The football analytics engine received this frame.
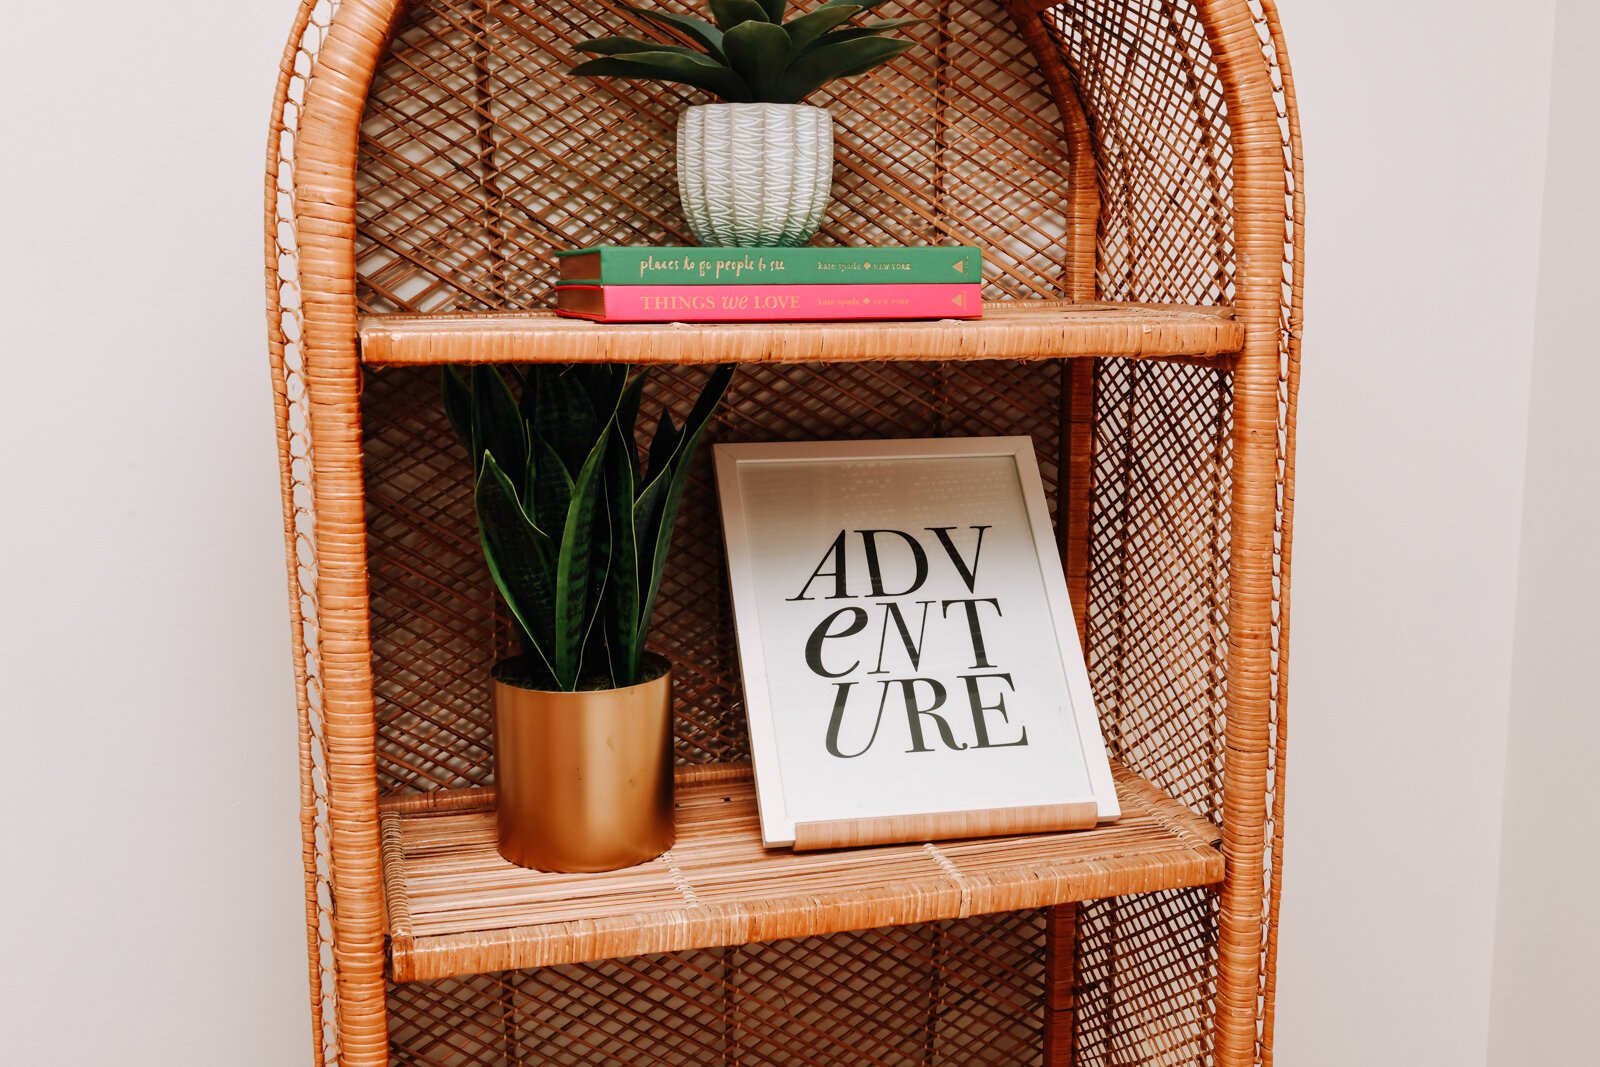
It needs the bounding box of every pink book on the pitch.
[554,283,983,323]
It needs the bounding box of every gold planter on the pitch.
[492,663,675,873]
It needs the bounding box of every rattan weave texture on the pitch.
[380,763,1222,981]
[356,303,1247,366]
[388,912,1049,1066]
[265,0,1304,1063]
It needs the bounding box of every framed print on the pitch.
[715,437,1120,849]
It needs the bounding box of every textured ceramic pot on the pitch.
[492,661,675,873]
[677,103,834,247]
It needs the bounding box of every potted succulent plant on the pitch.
[444,362,733,872]
[572,1,926,247]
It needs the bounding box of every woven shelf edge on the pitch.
[358,301,1245,367]
[382,762,1222,983]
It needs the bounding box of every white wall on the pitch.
[1268,2,1557,1064]
[1487,0,1600,1060]
[0,2,1583,1065]
[0,2,310,1065]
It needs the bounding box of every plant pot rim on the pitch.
[491,652,672,697]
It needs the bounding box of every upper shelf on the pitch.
[379,761,1222,983]
[359,301,1243,368]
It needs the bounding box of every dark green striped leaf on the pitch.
[577,36,711,64]
[552,433,608,688]
[708,0,770,31]
[795,18,929,59]
[635,365,733,649]
[525,430,571,537]
[783,5,860,52]
[722,21,792,102]
[471,366,527,483]
[779,35,914,101]
[476,453,558,680]
[621,4,726,59]
[570,52,750,101]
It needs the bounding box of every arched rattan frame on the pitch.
[265,1,1303,1062]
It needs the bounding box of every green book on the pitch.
[556,245,982,286]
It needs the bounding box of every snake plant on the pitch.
[571,1,927,104]
[444,363,733,692]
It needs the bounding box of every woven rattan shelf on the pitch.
[359,302,1244,367]
[381,761,1222,983]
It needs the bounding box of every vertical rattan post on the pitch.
[1043,904,1080,1064]
[1195,2,1289,1063]
[1014,10,1101,1061]
[289,1,407,1063]
[1259,3,1304,1059]
[265,2,335,1060]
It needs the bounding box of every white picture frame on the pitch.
[715,436,1120,849]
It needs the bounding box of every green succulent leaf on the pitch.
[570,52,750,102]
[576,36,710,63]
[620,4,726,59]
[779,35,914,101]
[532,367,600,474]
[796,19,929,59]
[526,430,573,536]
[644,410,681,489]
[581,448,615,684]
[837,16,930,36]
[575,365,629,449]
[782,5,861,52]
[722,21,792,102]
[632,409,678,594]
[470,366,527,480]
[615,371,646,483]
[635,365,734,649]
[552,430,609,688]
[515,364,540,422]
[476,453,558,680]
[834,37,917,76]
[708,0,770,31]
[602,419,643,682]
[756,0,786,21]
[632,470,669,574]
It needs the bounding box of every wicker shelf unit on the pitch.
[266,0,1303,1064]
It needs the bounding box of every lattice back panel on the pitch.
[355,0,1071,314]
[1072,353,1233,1066]
[1049,0,1237,306]
[389,912,1047,1065]
[1043,2,1238,1063]
[364,359,1064,794]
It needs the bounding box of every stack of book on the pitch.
[553,246,983,323]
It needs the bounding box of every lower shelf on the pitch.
[380,762,1222,983]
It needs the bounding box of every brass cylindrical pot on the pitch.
[492,662,675,873]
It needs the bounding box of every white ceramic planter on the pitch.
[677,103,833,248]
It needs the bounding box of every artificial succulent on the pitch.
[571,0,926,104]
